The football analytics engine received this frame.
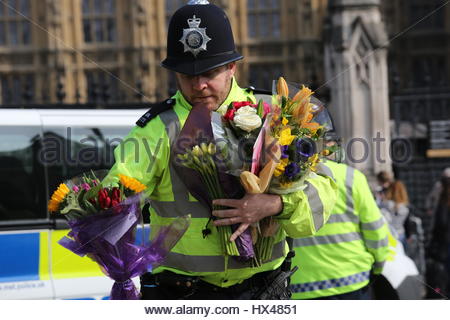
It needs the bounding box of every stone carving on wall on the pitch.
[324,0,391,175]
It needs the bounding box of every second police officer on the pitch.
[105,0,337,299]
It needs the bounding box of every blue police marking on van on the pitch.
[0,233,40,282]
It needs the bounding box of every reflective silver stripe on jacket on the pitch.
[316,163,335,181]
[163,252,225,272]
[228,240,286,269]
[156,110,210,218]
[290,270,370,293]
[325,165,359,224]
[327,213,359,224]
[345,166,355,216]
[365,236,389,249]
[361,217,385,231]
[163,240,286,272]
[304,181,324,232]
[293,232,363,247]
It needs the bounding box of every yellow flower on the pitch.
[274,158,289,177]
[321,149,331,156]
[280,181,293,189]
[309,154,320,171]
[119,174,147,193]
[48,183,70,212]
[282,117,289,126]
[279,127,295,146]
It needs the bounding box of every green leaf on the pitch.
[257,99,264,118]
[281,96,288,110]
[83,199,98,215]
[60,193,86,216]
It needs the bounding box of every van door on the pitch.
[0,123,54,299]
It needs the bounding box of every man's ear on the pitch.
[228,62,237,76]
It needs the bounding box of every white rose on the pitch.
[233,106,262,132]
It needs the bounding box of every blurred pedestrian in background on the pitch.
[376,171,410,249]
[425,168,450,229]
[426,169,450,298]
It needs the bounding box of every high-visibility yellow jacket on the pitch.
[290,161,389,299]
[105,78,337,288]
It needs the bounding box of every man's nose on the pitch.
[193,76,208,91]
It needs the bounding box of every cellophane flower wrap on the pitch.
[268,77,335,194]
[48,170,190,300]
[172,104,270,263]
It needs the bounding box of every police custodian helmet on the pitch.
[161,0,243,76]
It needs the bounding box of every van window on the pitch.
[0,126,47,223]
[41,126,130,200]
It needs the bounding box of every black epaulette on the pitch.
[136,98,176,128]
[245,86,272,95]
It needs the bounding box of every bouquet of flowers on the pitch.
[48,170,190,299]
[268,77,335,194]
[236,77,336,262]
[172,103,265,262]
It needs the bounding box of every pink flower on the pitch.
[263,102,271,117]
[72,185,80,193]
[81,183,91,191]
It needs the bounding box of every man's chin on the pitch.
[193,101,217,111]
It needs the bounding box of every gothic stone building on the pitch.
[0,0,329,105]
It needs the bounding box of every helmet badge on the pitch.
[179,15,211,58]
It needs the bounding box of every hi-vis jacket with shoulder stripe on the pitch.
[105,78,337,288]
[290,161,389,299]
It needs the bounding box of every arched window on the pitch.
[0,0,31,46]
[82,0,116,43]
[247,0,280,39]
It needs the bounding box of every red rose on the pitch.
[224,108,236,121]
[233,101,252,109]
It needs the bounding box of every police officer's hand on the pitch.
[212,193,282,241]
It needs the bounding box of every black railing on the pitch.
[390,89,450,213]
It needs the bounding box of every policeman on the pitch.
[290,155,390,299]
[105,0,337,299]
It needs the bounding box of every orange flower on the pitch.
[276,77,289,97]
[293,101,312,126]
[292,85,314,103]
[302,122,321,132]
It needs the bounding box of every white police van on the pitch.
[0,108,145,299]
